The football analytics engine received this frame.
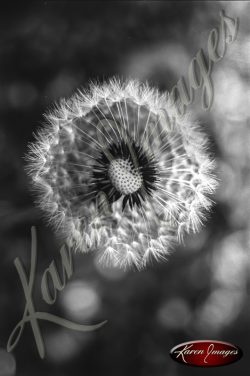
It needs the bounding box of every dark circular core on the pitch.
[91,139,159,211]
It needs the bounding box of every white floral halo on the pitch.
[26,78,217,269]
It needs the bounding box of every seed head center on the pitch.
[108,158,143,195]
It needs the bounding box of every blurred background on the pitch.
[0,1,250,375]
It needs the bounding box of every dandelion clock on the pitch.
[26,78,217,269]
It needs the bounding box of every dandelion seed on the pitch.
[26,78,217,269]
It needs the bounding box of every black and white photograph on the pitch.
[0,1,250,375]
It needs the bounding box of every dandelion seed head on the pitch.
[26,78,217,269]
